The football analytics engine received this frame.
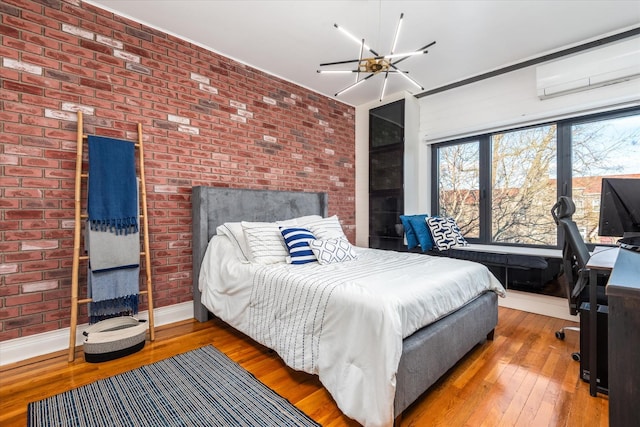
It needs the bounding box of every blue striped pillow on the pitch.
[279,227,317,264]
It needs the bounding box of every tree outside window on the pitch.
[491,125,557,245]
[437,141,480,238]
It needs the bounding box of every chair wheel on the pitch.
[555,331,565,340]
[572,352,581,362]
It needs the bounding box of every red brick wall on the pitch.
[0,0,355,341]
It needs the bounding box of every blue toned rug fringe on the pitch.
[27,345,320,427]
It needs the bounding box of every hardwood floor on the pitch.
[0,307,608,426]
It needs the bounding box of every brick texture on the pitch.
[0,0,355,342]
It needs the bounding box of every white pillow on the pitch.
[292,214,323,224]
[216,222,250,261]
[301,215,346,240]
[309,237,357,265]
[241,221,288,264]
[277,214,323,225]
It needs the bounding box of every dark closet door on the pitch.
[369,100,404,250]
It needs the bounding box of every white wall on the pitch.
[403,95,429,215]
[420,64,640,145]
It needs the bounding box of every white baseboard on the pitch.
[1,293,575,366]
[499,289,578,322]
[0,301,194,366]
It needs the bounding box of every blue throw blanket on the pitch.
[88,136,138,234]
[87,135,141,322]
[88,266,140,323]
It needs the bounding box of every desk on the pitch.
[584,246,619,396]
[588,246,619,269]
[606,248,640,426]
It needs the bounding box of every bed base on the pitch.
[394,292,497,417]
[191,186,499,422]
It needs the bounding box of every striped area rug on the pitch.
[28,345,320,427]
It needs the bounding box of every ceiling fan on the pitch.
[318,13,436,101]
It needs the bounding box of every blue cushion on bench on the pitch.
[399,215,420,250]
[407,214,433,252]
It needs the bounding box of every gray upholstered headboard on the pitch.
[191,186,329,321]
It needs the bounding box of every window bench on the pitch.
[420,244,562,292]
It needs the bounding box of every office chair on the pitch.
[550,196,592,362]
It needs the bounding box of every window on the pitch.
[491,125,557,245]
[437,141,480,238]
[432,107,640,247]
[571,113,640,244]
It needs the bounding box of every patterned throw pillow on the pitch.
[308,238,358,265]
[279,227,317,264]
[425,217,468,251]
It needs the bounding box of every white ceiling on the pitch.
[88,1,640,106]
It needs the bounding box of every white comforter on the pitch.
[199,236,505,427]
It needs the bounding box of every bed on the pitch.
[192,186,505,427]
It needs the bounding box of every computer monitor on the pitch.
[598,178,640,238]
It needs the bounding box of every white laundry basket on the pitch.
[83,316,147,363]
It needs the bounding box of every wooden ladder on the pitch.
[68,111,155,362]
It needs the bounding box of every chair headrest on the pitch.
[551,196,576,224]
[556,196,576,218]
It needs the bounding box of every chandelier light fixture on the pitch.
[318,13,435,101]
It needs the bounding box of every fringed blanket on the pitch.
[88,267,140,324]
[86,179,140,272]
[86,225,140,272]
[87,136,140,322]
[86,221,141,323]
[88,135,138,234]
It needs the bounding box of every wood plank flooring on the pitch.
[0,307,608,426]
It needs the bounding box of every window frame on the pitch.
[431,106,640,249]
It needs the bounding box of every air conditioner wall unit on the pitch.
[536,37,640,99]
